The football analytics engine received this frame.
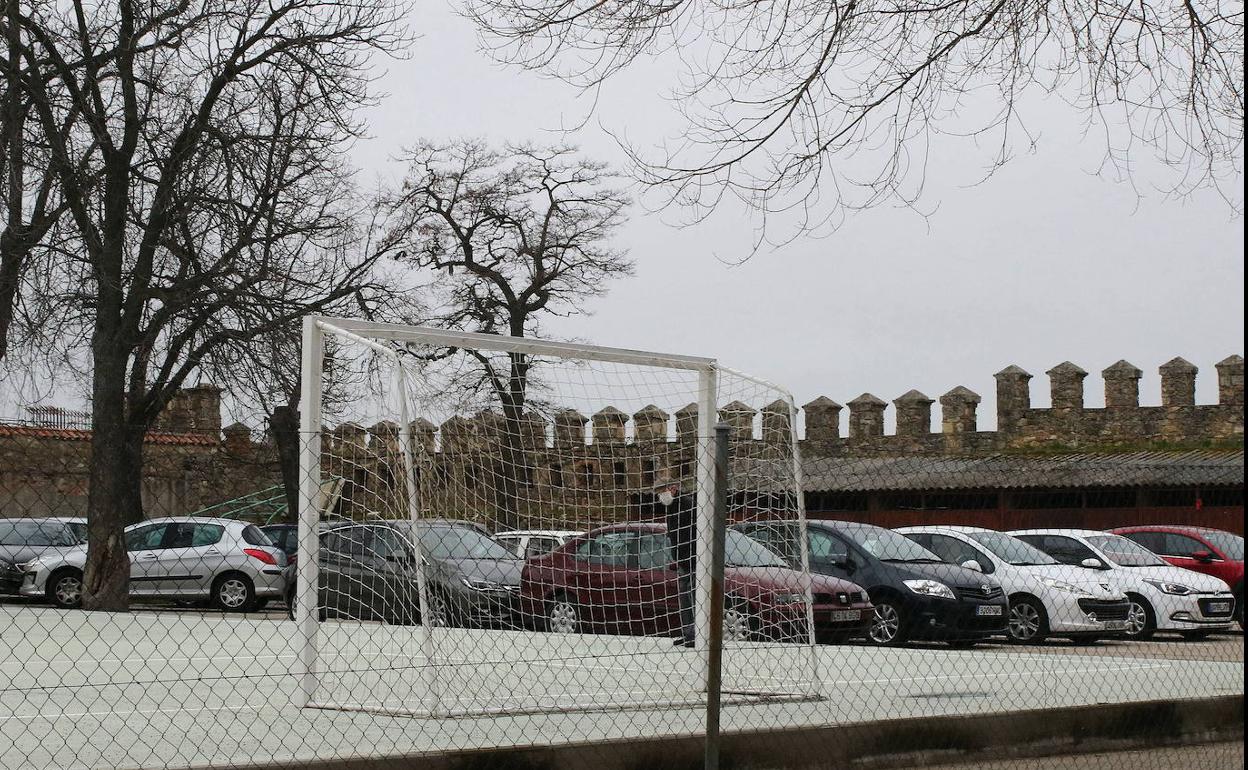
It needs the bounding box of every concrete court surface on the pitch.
[0,604,1242,770]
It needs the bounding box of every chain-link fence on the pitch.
[1,374,1243,769]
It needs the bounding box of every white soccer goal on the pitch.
[294,316,824,719]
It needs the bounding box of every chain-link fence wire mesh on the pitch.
[0,339,1243,769]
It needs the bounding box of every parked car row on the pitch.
[3,514,1240,647]
[0,516,287,611]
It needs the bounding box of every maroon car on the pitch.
[519,522,874,643]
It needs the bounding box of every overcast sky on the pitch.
[348,5,1243,433]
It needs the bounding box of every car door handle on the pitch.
[204,549,220,556]
[138,553,158,560]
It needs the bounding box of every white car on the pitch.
[19,516,287,612]
[898,526,1130,643]
[492,529,582,559]
[1011,529,1237,640]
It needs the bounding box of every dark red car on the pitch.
[1111,525,1244,628]
[519,522,874,643]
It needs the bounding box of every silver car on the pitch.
[19,516,287,611]
[1,518,88,596]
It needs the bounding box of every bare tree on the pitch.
[384,140,632,528]
[6,1,408,610]
[468,0,1244,242]
[0,0,71,362]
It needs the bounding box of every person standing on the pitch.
[658,478,697,648]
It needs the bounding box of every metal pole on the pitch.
[695,365,718,660]
[705,422,729,770]
[296,316,324,708]
[393,362,442,716]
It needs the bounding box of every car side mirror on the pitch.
[1192,550,1215,563]
[961,559,983,573]
[1080,557,1107,570]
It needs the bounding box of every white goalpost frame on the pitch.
[295,315,822,718]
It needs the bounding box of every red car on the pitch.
[519,522,874,642]
[1111,525,1244,628]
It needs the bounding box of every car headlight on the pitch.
[1143,579,1194,596]
[460,577,508,592]
[1040,577,1092,595]
[902,579,955,600]
[771,592,807,604]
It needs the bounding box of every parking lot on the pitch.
[1,603,1242,770]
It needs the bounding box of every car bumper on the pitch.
[760,602,874,640]
[906,596,1009,640]
[1155,592,1236,630]
[0,565,24,595]
[252,568,287,598]
[17,569,48,598]
[452,589,523,627]
[1043,596,1131,636]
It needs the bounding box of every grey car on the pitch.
[19,516,287,611]
[304,521,524,627]
[1,518,87,596]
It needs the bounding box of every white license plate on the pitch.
[976,605,1003,616]
[830,609,861,622]
[1207,602,1231,614]
[1104,620,1127,631]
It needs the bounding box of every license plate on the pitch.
[976,605,1003,616]
[1207,602,1231,614]
[830,609,861,622]
[1104,620,1127,631]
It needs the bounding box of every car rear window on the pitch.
[242,525,273,546]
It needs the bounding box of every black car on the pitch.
[734,520,1008,646]
[288,520,524,628]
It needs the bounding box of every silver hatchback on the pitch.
[19,516,287,611]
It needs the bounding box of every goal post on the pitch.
[294,315,822,719]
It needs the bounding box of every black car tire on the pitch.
[1124,594,1156,641]
[722,598,758,642]
[866,599,908,646]
[211,572,256,613]
[546,593,582,634]
[47,568,84,609]
[1007,596,1049,644]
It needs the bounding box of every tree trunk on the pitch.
[82,350,133,612]
[270,405,301,524]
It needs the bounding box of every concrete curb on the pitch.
[235,695,1244,770]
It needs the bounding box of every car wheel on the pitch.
[1180,630,1213,641]
[424,592,457,628]
[47,569,84,609]
[546,594,581,634]
[867,600,907,646]
[722,599,757,642]
[1007,597,1048,644]
[1124,594,1156,640]
[211,573,256,613]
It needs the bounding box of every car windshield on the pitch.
[966,531,1058,566]
[1202,531,1245,561]
[0,520,78,547]
[725,531,788,568]
[416,526,516,560]
[843,526,941,562]
[1086,534,1167,567]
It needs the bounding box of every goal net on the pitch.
[294,317,824,719]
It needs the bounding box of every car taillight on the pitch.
[244,548,278,565]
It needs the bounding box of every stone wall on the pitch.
[1,353,1242,524]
